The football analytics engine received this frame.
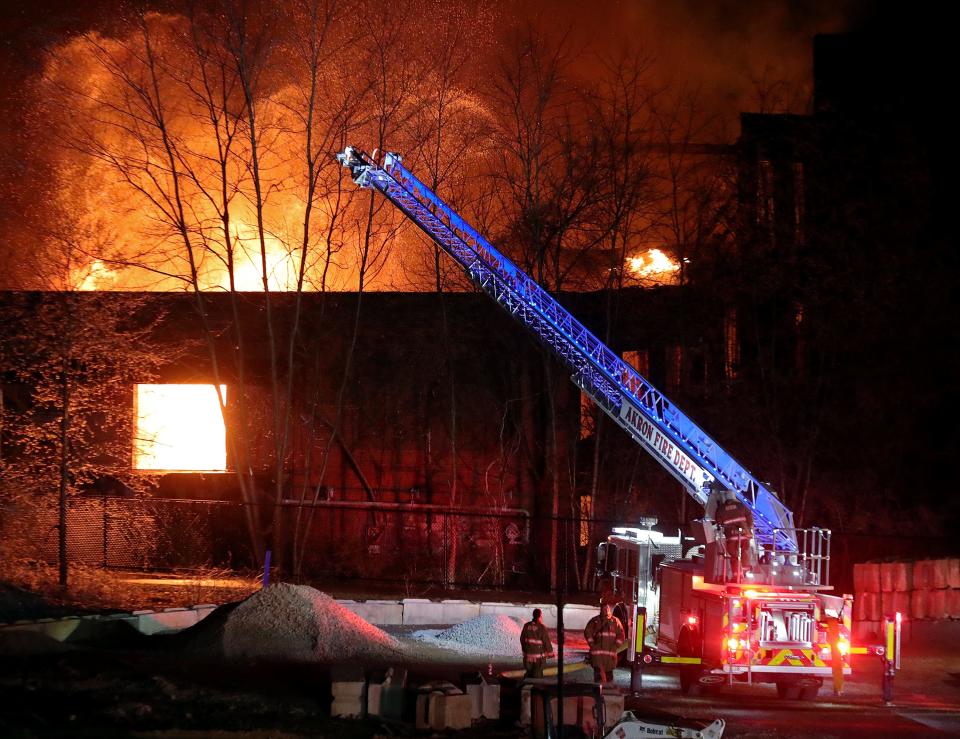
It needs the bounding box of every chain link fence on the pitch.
[15,495,543,591]
[4,494,951,596]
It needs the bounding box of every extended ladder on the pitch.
[337,147,794,548]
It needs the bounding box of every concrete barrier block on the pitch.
[603,693,625,729]
[466,684,483,720]
[330,697,364,718]
[367,683,382,716]
[366,600,404,625]
[415,692,440,730]
[379,684,406,719]
[43,617,82,642]
[481,682,500,719]
[338,599,403,625]
[332,680,366,699]
[331,665,364,689]
[580,695,599,736]
[432,693,472,730]
[193,605,217,623]
[137,609,198,635]
[520,685,532,726]
[533,696,582,738]
[562,604,597,630]
[520,603,558,627]
[403,598,445,625]
[913,560,932,590]
[479,602,531,623]
[440,600,481,623]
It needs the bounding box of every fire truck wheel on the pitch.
[799,684,821,701]
[679,666,702,695]
[776,681,802,700]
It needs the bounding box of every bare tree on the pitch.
[485,23,614,591]
[577,47,658,588]
[41,3,373,571]
[0,217,169,588]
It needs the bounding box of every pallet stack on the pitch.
[854,558,960,637]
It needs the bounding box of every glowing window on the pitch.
[134,384,227,471]
[579,391,595,439]
[579,494,593,547]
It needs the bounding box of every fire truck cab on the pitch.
[595,519,681,654]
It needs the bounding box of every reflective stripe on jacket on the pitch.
[584,614,625,671]
[521,621,553,663]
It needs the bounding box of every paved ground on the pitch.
[607,622,960,737]
[616,662,960,737]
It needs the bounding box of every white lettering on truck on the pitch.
[619,397,706,488]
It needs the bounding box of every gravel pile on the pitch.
[414,614,523,656]
[186,583,404,663]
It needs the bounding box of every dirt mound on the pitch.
[432,614,523,655]
[183,583,404,663]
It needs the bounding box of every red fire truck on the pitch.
[597,518,854,699]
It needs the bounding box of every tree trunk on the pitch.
[57,311,73,590]
[57,374,70,589]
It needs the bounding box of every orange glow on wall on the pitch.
[134,384,227,471]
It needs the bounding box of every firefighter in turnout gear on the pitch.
[706,482,755,581]
[584,603,625,684]
[520,608,554,678]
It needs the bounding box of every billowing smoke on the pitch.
[3,0,866,292]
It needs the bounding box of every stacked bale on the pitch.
[853,562,882,636]
[854,558,960,637]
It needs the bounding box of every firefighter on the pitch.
[520,608,554,678]
[709,487,754,580]
[584,603,625,684]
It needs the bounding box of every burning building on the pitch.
[0,285,731,590]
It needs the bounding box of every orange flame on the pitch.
[78,260,120,291]
[626,249,681,284]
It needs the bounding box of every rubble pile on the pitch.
[187,583,405,662]
[417,614,523,655]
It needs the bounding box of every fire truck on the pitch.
[597,520,851,699]
[336,146,879,701]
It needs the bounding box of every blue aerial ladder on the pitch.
[336,146,796,551]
